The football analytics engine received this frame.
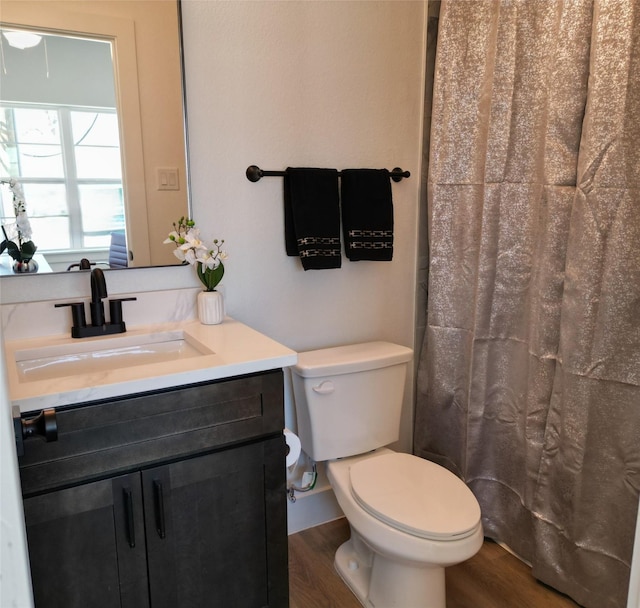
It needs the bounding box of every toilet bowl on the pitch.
[290,342,483,608]
[327,448,483,608]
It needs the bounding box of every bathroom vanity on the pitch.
[6,315,297,608]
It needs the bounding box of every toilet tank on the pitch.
[290,342,413,462]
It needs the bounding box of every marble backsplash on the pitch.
[0,265,204,341]
[1,286,202,341]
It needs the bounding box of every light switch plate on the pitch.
[157,167,180,191]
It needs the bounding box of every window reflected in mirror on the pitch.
[2,105,126,251]
[1,28,129,266]
[0,0,189,276]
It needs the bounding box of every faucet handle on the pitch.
[54,302,87,337]
[109,297,137,325]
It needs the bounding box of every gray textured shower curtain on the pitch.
[414,1,640,607]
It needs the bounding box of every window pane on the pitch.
[73,111,122,179]
[1,106,128,255]
[14,108,60,144]
[83,233,111,248]
[0,109,19,176]
[1,185,16,219]
[17,144,64,178]
[1,108,64,177]
[2,183,70,252]
[30,216,70,250]
[21,184,68,217]
[78,184,124,235]
[75,147,122,179]
[71,112,120,147]
[27,185,69,251]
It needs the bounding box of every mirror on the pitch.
[0,0,189,275]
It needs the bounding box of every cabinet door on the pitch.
[23,473,149,608]
[143,436,288,608]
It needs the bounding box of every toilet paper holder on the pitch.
[283,428,317,503]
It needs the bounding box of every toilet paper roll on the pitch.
[284,428,302,468]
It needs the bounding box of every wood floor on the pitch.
[288,518,582,608]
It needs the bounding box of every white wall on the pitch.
[181,0,427,449]
[0,343,34,608]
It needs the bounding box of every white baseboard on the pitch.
[287,480,344,535]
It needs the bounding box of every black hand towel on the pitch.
[284,168,341,270]
[340,169,394,261]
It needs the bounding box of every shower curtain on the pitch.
[415,2,640,607]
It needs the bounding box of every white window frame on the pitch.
[1,102,124,252]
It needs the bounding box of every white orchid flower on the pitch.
[0,178,37,262]
[184,248,198,265]
[164,218,227,290]
[163,230,181,244]
[9,179,24,197]
[172,247,186,262]
[184,227,202,243]
[16,212,32,240]
[197,250,220,269]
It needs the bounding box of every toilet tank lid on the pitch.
[291,341,413,378]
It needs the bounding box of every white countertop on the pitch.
[5,317,298,413]
[0,253,53,276]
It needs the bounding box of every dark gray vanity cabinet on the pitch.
[23,473,149,608]
[18,370,289,608]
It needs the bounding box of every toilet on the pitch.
[290,341,483,608]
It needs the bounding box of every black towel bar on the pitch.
[245,165,411,183]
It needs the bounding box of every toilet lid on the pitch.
[350,453,481,540]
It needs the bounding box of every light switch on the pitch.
[157,167,180,191]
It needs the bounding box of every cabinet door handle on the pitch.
[153,479,166,539]
[123,487,136,548]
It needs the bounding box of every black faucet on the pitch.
[66,258,93,271]
[55,269,136,338]
[90,268,108,327]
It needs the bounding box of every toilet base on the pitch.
[335,538,372,607]
[334,531,446,608]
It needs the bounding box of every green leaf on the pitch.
[21,240,37,259]
[197,261,224,291]
[2,240,20,260]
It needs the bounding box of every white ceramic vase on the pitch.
[197,290,224,325]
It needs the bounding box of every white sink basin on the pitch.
[14,330,213,383]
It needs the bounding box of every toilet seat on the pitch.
[349,453,481,541]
